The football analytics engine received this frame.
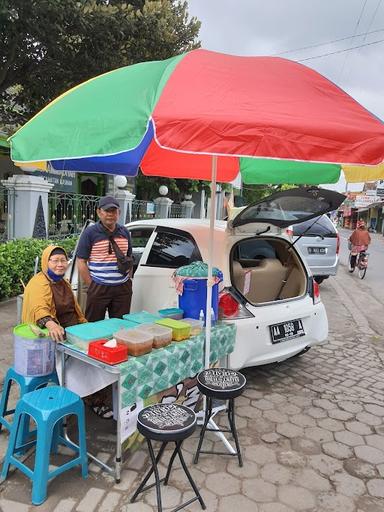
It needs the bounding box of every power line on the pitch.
[298,38,384,62]
[274,27,384,56]
[361,0,383,45]
[338,0,368,83]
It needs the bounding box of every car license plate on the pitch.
[270,319,305,344]
[308,247,326,254]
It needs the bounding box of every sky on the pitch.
[187,0,384,192]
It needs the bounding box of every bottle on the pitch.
[210,307,216,325]
[199,309,205,325]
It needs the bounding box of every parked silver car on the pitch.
[289,214,340,284]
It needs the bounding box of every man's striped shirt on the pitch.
[77,221,132,286]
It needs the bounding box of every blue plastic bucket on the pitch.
[178,273,222,322]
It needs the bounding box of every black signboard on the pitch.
[32,168,77,193]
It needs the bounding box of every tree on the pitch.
[134,170,211,202]
[0,0,201,129]
[241,183,297,205]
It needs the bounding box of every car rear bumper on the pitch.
[227,298,328,370]
[310,259,339,277]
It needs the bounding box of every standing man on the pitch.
[77,196,133,321]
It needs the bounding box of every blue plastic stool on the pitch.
[1,386,88,505]
[0,367,59,431]
[0,367,59,450]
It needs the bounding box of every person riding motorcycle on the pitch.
[348,220,371,272]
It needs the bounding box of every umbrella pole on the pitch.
[204,155,217,370]
[199,155,237,456]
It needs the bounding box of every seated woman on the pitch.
[22,245,114,419]
[22,245,86,337]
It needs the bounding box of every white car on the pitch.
[124,187,344,370]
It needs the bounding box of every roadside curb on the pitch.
[327,276,375,336]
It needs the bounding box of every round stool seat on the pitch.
[137,403,196,442]
[197,368,246,400]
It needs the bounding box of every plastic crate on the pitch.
[155,318,191,341]
[88,339,128,365]
[136,323,172,349]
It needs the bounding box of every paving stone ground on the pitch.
[0,274,384,512]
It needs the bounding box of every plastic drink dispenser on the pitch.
[176,262,223,322]
[13,324,56,377]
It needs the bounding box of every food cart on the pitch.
[57,321,236,482]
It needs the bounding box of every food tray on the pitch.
[155,318,191,341]
[158,307,184,320]
[114,328,154,356]
[123,311,162,324]
[88,339,128,364]
[136,323,172,349]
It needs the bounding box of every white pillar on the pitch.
[181,199,195,218]
[154,196,173,218]
[115,189,136,225]
[200,189,206,219]
[1,175,54,239]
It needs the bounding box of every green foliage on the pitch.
[1,0,201,128]
[0,237,77,300]
[241,183,297,205]
[135,170,210,201]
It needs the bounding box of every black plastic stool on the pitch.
[194,368,246,467]
[131,403,206,512]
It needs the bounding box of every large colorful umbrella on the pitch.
[9,49,384,369]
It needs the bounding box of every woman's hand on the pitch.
[46,320,65,342]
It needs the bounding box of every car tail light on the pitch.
[336,232,340,255]
[311,278,321,304]
[285,225,293,238]
[218,289,254,320]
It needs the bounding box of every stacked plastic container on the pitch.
[136,323,172,349]
[113,329,154,356]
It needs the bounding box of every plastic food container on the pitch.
[182,318,204,336]
[65,319,136,350]
[13,324,56,377]
[114,329,153,356]
[136,323,173,349]
[65,324,110,351]
[158,307,184,320]
[155,319,191,341]
[88,339,128,365]
[93,318,137,332]
[122,311,162,325]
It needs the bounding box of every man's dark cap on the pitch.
[98,196,120,210]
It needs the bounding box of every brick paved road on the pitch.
[0,273,383,512]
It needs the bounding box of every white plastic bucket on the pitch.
[13,324,56,377]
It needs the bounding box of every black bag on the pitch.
[107,233,133,276]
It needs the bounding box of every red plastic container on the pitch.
[88,339,128,365]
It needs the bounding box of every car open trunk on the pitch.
[231,237,307,304]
